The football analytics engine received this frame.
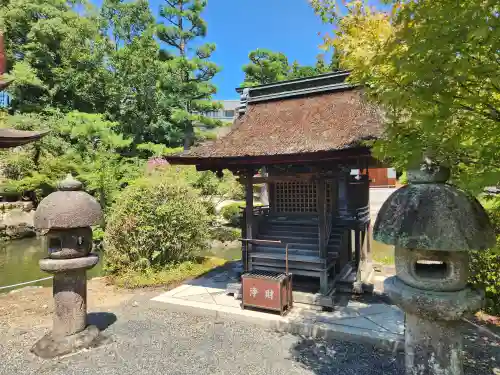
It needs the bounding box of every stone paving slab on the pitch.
[151,272,405,351]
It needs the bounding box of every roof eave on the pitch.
[0,129,50,149]
[165,147,376,170]
[235,71,352,94]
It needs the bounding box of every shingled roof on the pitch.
[166,71,384,167]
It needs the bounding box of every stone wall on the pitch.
[0,201,36,240]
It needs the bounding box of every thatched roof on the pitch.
[166,71,384,169]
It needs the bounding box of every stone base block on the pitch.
[384,276,484,321]
[31,325,101,359]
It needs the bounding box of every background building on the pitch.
[204,100,239,122]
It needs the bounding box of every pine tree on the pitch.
[329,48,341,71]
[315,54,328,74]
[157,0,221,149]
[242,49,290,86]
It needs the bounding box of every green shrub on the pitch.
[398,171,408,185]
[92,224,105,250]
[178,167,244,201]
[201,200,217,217]
[471,196,500,315]
[469,249,500,315]
[104,174,211,274]
[211,226,241,242]
[221,202,244,226]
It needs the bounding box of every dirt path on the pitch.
[0,277,137,330]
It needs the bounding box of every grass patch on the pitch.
[108,256,227,289]
[371,239,395,266]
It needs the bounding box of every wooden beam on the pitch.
[354,229,361,268]
[317,176,328,294]
[238,172,342,184]
[317,176,327,259]
[244,169,254,272]
[166,147,377,171]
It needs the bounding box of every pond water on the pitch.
[0,234,393,292]
[0,237,104,291]
[205,242,242,261]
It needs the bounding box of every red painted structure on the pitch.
[241,271,293,315]
[369,168,396,187]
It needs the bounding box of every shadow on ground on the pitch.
[290,337,404,375]
[87,312,117,331]
[463,326,500,374]
[289,326,500,375]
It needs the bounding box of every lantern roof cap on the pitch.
[34,174,102,229]
[373,162,495,252]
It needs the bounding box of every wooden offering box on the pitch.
[241,271,293,315]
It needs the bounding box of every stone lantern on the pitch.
[31,174,103,358]
[373,161,495,375]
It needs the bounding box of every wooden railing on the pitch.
[325,210,333,247]
[336,205,370,224]
[239,238,290,274]
[354,205,370,224]
[240,205,270,238]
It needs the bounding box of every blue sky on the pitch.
[148,0,333,99]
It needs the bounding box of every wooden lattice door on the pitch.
[273,181,333,214]
[274,181,317,213]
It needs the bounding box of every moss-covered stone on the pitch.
[374,165,494,251]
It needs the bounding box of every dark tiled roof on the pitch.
[0,128,49,148]
[183,89,383,159]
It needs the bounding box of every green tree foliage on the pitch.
[99,0,182,146]
[311,0,500,194]
[2,0,110,113]
[242,49,338,86]
[472,196,500,315]
[220,202,243,226]
[104,172,211,274]
[242,49,291,86]
[312,0,500,312]
[100,0,153,46]
[0,111,141,208]
[156,0,222,149]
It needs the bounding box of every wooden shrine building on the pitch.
[167,71,384,296]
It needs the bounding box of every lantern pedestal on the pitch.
[31,254,100,358]
[384,276,484,375]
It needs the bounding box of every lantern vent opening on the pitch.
[48,237,62,254]
[414,260,448,279]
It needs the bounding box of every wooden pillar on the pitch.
[354,228,361,267]
[317,176,326,258]
[347,230,352,262]
[260,166,269,206]
[244,169,254,272]
[317,176,328,294]
[338,170,348,217]
[362,222,372,262]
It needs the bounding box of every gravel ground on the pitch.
[1,301,406,375]
[1,292,499,375]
